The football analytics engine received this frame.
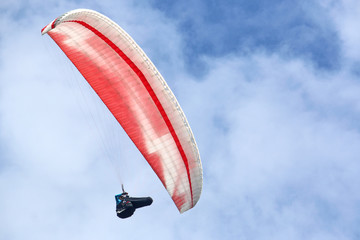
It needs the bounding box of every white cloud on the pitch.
[323,0,360,62]
[174,51,360,239]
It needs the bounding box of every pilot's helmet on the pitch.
[120,192,129,199]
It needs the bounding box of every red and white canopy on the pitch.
[42,9,203,213]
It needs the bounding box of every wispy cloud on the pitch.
[150,0,342,72]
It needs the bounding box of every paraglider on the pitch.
[115,185,153,219]
[41,9,203,217]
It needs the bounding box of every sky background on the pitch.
[1,0,360,239]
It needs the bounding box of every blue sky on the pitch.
[1,0,360,239]
[150,0,342,73]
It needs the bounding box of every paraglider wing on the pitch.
[42,9,202,213]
